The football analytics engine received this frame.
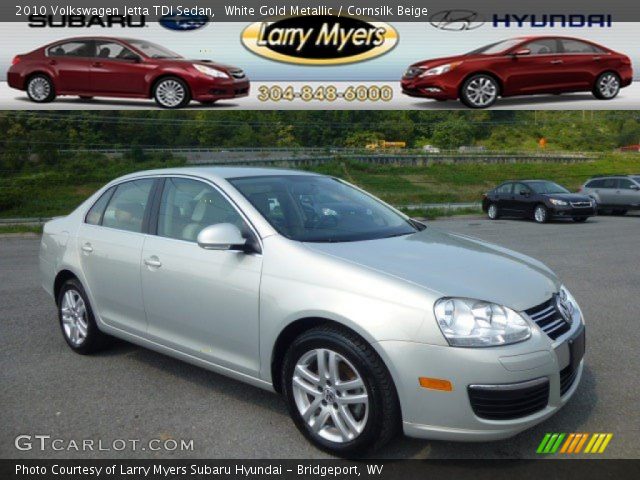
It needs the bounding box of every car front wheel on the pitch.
[282,325,400,455]
[57,279,111,354]
[153,77,191,108]
[460,74,499,108]
[534,205,549,223]
[487,203,500,220]
[26,74,56,103]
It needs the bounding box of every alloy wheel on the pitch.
[292,348,369,444]
[534,206,547,223]
[155,79,186,108]
[488,204,498,219]
[27,77,51,101]
[464,76,497,107]
[60,289,89,346]
[598,73,620,98]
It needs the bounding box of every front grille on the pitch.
[229,69,245,79]
[468,378,549,420]
[570,201,592,208]
[525,297,571,340]
[560,364,579,396]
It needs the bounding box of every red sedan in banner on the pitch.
[7,37,250,108]
[402,36,632,108]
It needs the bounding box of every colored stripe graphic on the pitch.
[539,433,613,454]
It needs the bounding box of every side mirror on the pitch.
[512,48,531,57]
[631,184,640,191]
[197,223,248,251]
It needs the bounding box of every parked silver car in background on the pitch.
[40,167,586,454]
[580,174,640,215]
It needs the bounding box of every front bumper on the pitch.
[548,204,596,218]
[190,76,250,102]
[401,76,458,99]
[376,315,584,441]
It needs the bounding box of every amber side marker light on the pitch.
[419,377,453,391]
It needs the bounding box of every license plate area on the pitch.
[568,324,586,371]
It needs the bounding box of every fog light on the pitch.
[424,87,442,93]
[419,377,453,391]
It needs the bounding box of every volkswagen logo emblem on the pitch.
[430,10,485,31]
[556,294,573,324]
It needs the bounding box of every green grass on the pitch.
[0,224,43,234]
[0,153,638,219]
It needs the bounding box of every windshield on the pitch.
[632,176,640,184]
[466,38,523,55]
[528,181,570,194]
[126,40,182,59]
[229,175,419,243]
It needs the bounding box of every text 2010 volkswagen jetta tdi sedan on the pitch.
[40,167,585,454]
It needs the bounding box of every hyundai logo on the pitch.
[160,14,209,31]
[430,10,485,31]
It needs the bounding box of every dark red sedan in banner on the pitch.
[402,36,632,108]
[7,37,250,108]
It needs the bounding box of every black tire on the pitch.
[153,76,191,109]
[534,204,549,224]
[593,72,621,100]
[79,96,94,100]
[487,203,500,220]
[57,278,111,355]
[26,74,56,103]
[573,217,588,223]
[460,74,499,109]
[281,325,400,455]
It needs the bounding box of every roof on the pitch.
[114,166,321,183]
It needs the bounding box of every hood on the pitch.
[410,54,466,70]
[160,58,242,72]
[542,193,592,202]
[304,228,559,311]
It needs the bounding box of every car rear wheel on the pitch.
[460,74,499,108]
[534,205,549,223]
[57,279,111,354]
[593,72,621,100]
[153,77,191,109]
[26,74,55,103]
[487,203,500,220]
[282,325,400,455]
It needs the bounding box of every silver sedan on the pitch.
[40,167,585,454]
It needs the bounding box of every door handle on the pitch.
[49,59,57,66]
[550,59,564,64]
[144,257,162,268]
[593,56,602,61]
[92,62,102,67]
[81,243,93,253]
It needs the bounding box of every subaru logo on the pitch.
[430,10,485,31]
[160,14,209,31]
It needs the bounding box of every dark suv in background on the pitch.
[580,174,640,215]
[482,180,595,223]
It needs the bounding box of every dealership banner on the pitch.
[0,1,638,109]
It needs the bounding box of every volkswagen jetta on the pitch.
[8,37,249,108]
[40,167,586,454]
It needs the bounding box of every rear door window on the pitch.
[102,179,155,233]
[561,39,604,54]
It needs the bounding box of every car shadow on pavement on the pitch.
[414,93,612,110]
[15,96,240,109]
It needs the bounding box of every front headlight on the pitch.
[549,199,568,206]
[193,64,229,79]
[421,62,462,76]
[434,298,531,347]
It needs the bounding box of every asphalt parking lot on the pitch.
[1,213,639,459]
